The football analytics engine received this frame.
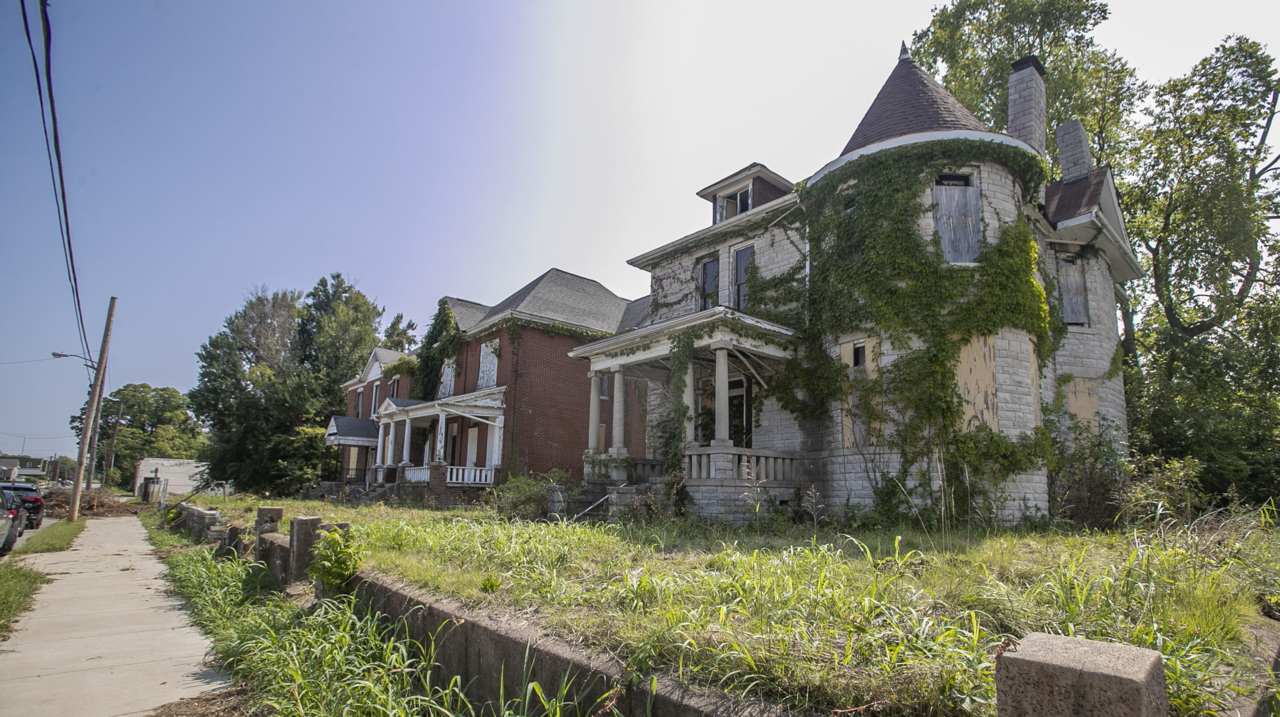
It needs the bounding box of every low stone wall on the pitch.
[176,504,225,542]
[349,573,785,717]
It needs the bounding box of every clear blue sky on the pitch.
[1,0,1276,459]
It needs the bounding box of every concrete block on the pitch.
[996,632,1168,717]
[289,515,323,584]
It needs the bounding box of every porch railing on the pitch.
[403,466,431,483]
[631,459,665,482]
[684,447,799,481]
[445,466,495,486]
[374,466,385,483]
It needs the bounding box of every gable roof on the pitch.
[1044,166,1109,226]
[839,49,988,157]
[372,347,406,366]
[468,268,632,337]
[444,296,491,332]
[342,347,408,388]
[1043,166,1143,283]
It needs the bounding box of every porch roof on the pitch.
[377,385,507,422]
[568,306,794,372]
[325,416,378,447]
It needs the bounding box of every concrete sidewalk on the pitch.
[0,516,228,717]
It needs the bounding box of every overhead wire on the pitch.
[20,0,93,380]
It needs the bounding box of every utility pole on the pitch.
[85,388,104,491]
[70,297,116,523]
[103,400,124,488]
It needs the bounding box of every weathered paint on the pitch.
[957,335,999,431]
[1065,376,1100,424]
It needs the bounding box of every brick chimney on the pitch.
[1007,55,1046,155]
[1056,119,1093,182]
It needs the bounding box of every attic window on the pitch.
[716,186,752,223]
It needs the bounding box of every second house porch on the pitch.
[373,387,506,487]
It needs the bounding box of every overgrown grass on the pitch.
[163,547,624,716]
[351,509,1278,715]
[139,508,206,555]
[0,561,48,639]
[11,519,85,555]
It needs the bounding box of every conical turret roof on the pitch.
[839,45,988,157]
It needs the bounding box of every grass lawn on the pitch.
[182,495,1280,715]
[0,561,48,639]
[11,519,86,555]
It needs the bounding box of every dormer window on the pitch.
[716,186,752,223]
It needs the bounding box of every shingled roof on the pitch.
[474,268,632,335]
[443,297,491,332]
[840,46,988,157]
[1044,166,1109,226]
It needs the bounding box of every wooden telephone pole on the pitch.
[70,297,116,523]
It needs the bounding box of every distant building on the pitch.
[0,455,49,481]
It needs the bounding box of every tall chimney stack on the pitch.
[1008,55,1046,156]
[1056,119,1093,182]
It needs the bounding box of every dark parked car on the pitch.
[0,482,45,529]
[0,490,25,556]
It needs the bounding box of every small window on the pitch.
[852,344,866,368]
[371,383,380,414]
[700,258,720,310]
[734,245,755,310]
[355,389,363,418]
[1059,256,1089,325]
[933,178,981,263]
[716,187,752,223]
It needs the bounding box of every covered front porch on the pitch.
[324,416,379,485]
[570,307,802,489]
[373,387,506,487]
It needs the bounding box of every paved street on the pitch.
[0,517,228,717]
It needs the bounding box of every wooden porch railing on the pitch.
[445,466,495,486]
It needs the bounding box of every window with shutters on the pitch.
[438,358,456,399]
[1058,256,1089,325]
[933,175,982,263]
[734,245,755,310]
[477,340,498,389]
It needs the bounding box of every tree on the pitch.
[189,274,384,494]
[912,0,1143,171]
[381,313,418,353]
[70,383,207,488]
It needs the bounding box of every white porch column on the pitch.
[492,415,505,467]
[610,369,627,457]
[712,348,731,446]
[683,363,696,444]
[434,411,447,463]
[375,421,386,466]
[387,421,398,470]
[400,417,412,465]
[587,371,600,453]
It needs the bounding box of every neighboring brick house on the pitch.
[324,347,414,484]
[569,47,1140,521]
[372,269,647,498]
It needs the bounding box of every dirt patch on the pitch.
[148,685,265,717]
[44,489,141,519]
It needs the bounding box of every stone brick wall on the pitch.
[1056,119,1092,181]
[1008,61,1046,155]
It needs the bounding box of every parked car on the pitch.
[0,482,45,529]
[0,490,25,556]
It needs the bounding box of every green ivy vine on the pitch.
[412,299,462,401]
[740,138,1064,514]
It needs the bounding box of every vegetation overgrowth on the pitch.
[162,546,624,716]
[11,519,85,555]
[179,495,1280,715]
[0,561,47,640]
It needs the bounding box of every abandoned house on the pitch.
[569,46,1140,521]
[339,269,648,502]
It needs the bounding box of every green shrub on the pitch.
[309,527,365,592]
[493,469,566,520]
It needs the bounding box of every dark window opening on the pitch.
[728,378,753,449]
[599,374,611,399]
[718,188,752,223]
[936,174,971,187]
[700,258,719,310]
[734,246,755,310]
[853,344,866,368]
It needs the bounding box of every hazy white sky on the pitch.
[1,0,1276,457]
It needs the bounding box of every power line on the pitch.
[0,431,75,440]
[20,0,92,378]
[0,357,59,365]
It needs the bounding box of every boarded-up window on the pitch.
[1059,257,1088,325]
[478,340,498,389]
[933,183,982,263]
[439,358,456,399]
